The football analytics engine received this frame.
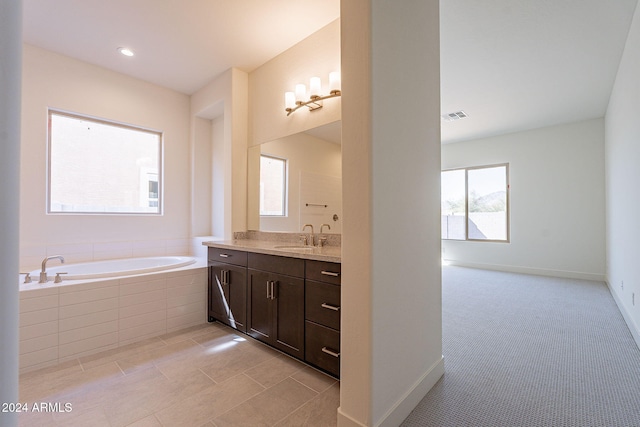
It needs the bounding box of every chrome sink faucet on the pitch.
[302,224,314,246]
[40,255,64,283]
[319,223,331,247]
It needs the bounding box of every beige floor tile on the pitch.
[116,339,200,374]
[275,382,340,427]
[244,354,307,388]
[290,366,337,393]
[78,337,166,370]
[20,360,123,403]
[18,324,340,427]
[101,366,175,427]
[124,414,163,427]
[165,369,217,404]
[155,374,265,427]
[52,405,110,427]
[191,326,243,347]
[198,344,276,383]
[213,377,318,426]
[157,322,213,345]
[18,409,55,427]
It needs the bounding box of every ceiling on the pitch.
[23,0,639,144]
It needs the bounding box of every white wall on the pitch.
[340,1,443,426]
[191,68,248,239]
[605,0,640,345]
[442,119,606,281]
[20,45,192,270]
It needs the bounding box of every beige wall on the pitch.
[340,1,443,426]
[249,19,341,146]
[20,45,191,270]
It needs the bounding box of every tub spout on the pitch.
[40,255,65,283]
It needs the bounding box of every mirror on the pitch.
[247,121,342,233]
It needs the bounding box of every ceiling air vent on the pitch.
[442,110,468,122]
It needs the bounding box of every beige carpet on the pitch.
[402,266,640,427]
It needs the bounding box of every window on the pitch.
[441,164,509,241]
[259,155,287,216]
[48,110,162,214]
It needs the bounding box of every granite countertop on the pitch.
[203,239,341,263]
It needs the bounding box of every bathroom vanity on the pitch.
[204,236,341,377]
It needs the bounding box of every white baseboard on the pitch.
[337,356,445,427]
[444,259,605,282]
[606,280,640,350]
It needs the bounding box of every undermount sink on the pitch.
[273,245,315,250]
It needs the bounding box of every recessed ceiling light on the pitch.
[117,47,134,57]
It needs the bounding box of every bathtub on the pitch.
[28,255,196,281]
[19,255,207,373]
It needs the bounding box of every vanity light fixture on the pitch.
[117,47,135,57]
[285,72,341,116]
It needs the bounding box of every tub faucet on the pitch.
[302,224,314,246]
[40,255,64,283]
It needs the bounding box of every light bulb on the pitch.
[329,71,341,94]
[295,84,306,103]
[285,92,296,110]
[309,77,321,98]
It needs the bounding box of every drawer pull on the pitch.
[321,347,340,358]
[321,303,340,311]
[321,271,340,277]
[219,253,230,258]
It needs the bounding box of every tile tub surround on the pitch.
[19,264,208,373]
[205,231,341,263]
[18,323,340,427]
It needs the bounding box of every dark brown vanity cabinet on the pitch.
[208,248,248,333]
[305,260,341,377]
[247,253,305,359]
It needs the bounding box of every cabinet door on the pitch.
[247,269,272,344]
[272,275,305,359]
[208,263,247,332]
[227,266,247,333]
[208,265,229,324]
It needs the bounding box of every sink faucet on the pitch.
[302,224,314,246]
[319,224,331,247]
[40,255,64,283]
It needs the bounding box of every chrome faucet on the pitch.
[40,255,65,283]
[319,223,331,247]
[302,224,314,246]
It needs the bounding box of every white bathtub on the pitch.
[28,256,196,281]
[19,256,207,372]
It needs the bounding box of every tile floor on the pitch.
[18,322,340,426]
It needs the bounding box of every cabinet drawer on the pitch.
[305,260,341,285]
[208,247,247,267]
[306,280,341,330]
[305,321,340,377]
[248,253,304,278]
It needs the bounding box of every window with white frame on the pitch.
[259,155,287,216]
[441,164,509,241]
[48,110,162,214]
